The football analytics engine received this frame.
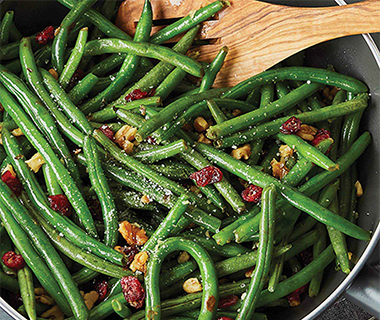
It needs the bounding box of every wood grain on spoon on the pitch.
[117,0,380,87]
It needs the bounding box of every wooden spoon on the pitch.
[116,0,380,87]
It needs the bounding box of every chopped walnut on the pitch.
[114,246,124,254]
[178,251,190,264]
[322,86,339,103]
[35,288,55,305]
[348,252,353,261]
[130,251,149,273]
[296,124,318,141]
[119,221,148,246]
[232,109,242,117]
[115,125,137,154]
[198,133,213,145]
[231,144,251,160]
[25,153,45,173]
[183,278,202,293]
[48,68,59,80]
[54,27,60,36]
[279,145,294,160]
[271,159,289,179]
[11,128,24,137]
[354,181,363,197]
[41,305,64,320]
[84,291,99,310]
[193,116,209,133]
[141,195,151,204]
[245,267,254,278]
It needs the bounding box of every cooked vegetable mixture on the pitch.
[0,0,372,319]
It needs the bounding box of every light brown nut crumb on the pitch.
[232,109,242,117]
[354,181,364,197]
[245,267,255,278]
[115,125,137,153]
[35,287,55,305]
[130,251,149,273]
[183,278,202,293]
[49,68,59,80]
[84,291,99,310]
[296,124,318,141]
[178,251,190,264]
[190,185,201,195]
[279,145,294,160]
[271,159,289,179]
[25,153,46,173]
[231,144,251,160]
[54,27,60,36]
[141,195,151,204]
[41,305,64,320]
[198,133,213,145]
[348,252,353,261]
[193,116,209,133]
[11,128,24,137]
[119,221,148,246]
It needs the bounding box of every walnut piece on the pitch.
[193,116,209,133]
[11,128,24,137]
[296,124,318,141]
[115,125,137,154]
[25,153,46,173]
[183,278,202,293]
[271,159,289,179]
[84,291,99,310]
[130,251,149,273]
[141,195,151,204]
[231,144,251,160]
[279,145,294,160]
[41,305,64,320]
[354,181,364,197]
[35,288,55,305]
[198,133,213,145]
[232,109,242,117]
[178,251,190,264]
[119,221,148,246]
[48,68,59,80]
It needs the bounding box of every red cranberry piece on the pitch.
[120,276,145,309]
[1,171,23,196]
[120,245,140,267]
[94,280,108,302]
[217,317,234,320]
[189,166,223,187]
[99,125,115,141]
[125,88,155,103]
[69,69,86,88]
[218,295,239,309]
[311,128,331,147]
[48,194,72,217]
[280,116,302,135]
[2,251,25,270]
[35,26,55,45]
[287,284,308,307]
[241,184,263,203]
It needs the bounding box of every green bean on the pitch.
[145,237,219,320]
[84,39,203,78]
[199,46,229,92]
[52,0,96,73]
[18,37,83,186]
[0,271,19,294]
[88,53,125,76]
[327,196,350,274]
[155,67,188,101]
[68,73,99,104]
[267,237,288,292]
[149,161,195,180]
[222,67,368,101]
[83,135,118,247]
[143,194,189,253]
[197,143,370,241]
[135,88,225,142]
[245,87,261,108]
[111,299,132,318]
[0,11,14,45]
[207,81,322,139]
[237,186,276,319]
[276,133,338,171]
[0,83,97,237]
[260,142,279,174]
[349,163,358,223]
[17,302,49,318]
[59,27,88,89]
[150,0,224,44]
[207,99,228,124]
[0,200,73,317]
[217,93,369,148]
[15,248,36,320]
[309,222,327,297]
[42,163,62,196]
[3,58,21,74]
[134,139,188,164]
[80,0,153,113]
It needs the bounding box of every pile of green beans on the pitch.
[0,2,374,320]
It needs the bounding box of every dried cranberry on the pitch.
[2,251,25,270]
[69,69,86,88]
[48,194,72,217]
[120,276,145,309]
[35,26,55,45]
[241,184,263,203]
[287,284,308,307]
[1,171,23,196]
[120,245,140,267]
[189,166,223,187]
[218,295,239,309]
[94,280,108,302]
[311,128,331,147]
[99,125,115,141]
[217,317,234,320]
[280,116,302,135]
[125,88,155,103]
